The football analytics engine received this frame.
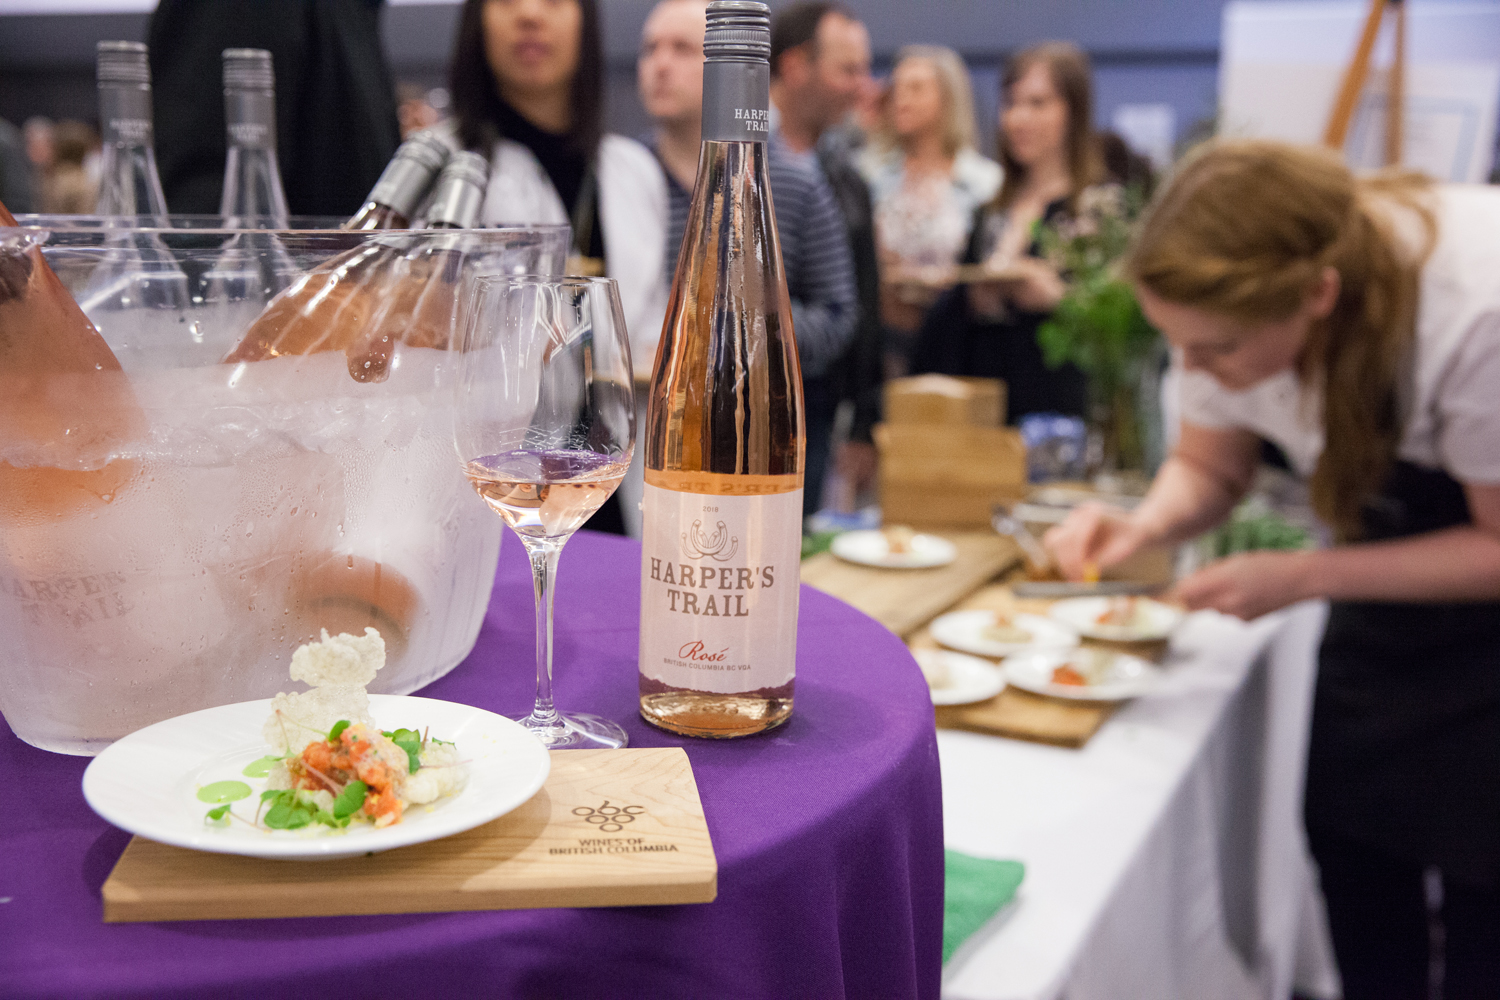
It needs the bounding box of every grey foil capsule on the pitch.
[701,1,771,144]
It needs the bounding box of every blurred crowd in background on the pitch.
[0,0,1175,522]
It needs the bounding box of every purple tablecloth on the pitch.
[1,531,943,999]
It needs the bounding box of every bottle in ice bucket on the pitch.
[222,149,488,380]
[344,150,488,358]
[205,49,301,305]
[345,130,451,231]
[0,200,230,754]
[82,41,191,314]
[94,40,169,218]
[219,48,290,228]
[0,198,144,524]
[637,1,804,738]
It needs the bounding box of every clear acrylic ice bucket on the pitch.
[0,216,570,754]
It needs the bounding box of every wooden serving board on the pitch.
[911,583,1170,749]
[102,747,716,923]
[933,688,1115,748]
[801,532,1023,638]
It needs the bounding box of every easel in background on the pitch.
[1323,0,1407,165]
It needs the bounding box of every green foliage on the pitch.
[801,531,839,559]
[1034,187,1158,399]
[1037,275,1157,398]
[1204,503,1313,559]
[328,719,351,742]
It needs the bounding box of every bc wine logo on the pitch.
[572,801,646,833]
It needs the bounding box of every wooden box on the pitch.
[875,423,1027,529]
[883,375,1005,427]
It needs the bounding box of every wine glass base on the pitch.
[515,712,629,750]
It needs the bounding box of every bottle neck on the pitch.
[700,59,771,144]
[424,188,481,229]
[367,155,441,220]
[98,83,153,149]
[345,202,408,231]
[225,90,277,152]
[96,83,168,218]
[221,89,288,226]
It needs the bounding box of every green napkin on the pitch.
[943,849,1025,963]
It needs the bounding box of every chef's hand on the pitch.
[1043,502,1152,580]
[999,258,1066,312]
[1170,551,1314,620]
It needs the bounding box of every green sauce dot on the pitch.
[197,780,252,804]
[241,756,282,778]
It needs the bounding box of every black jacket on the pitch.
[816,140,883,443]
[148,0,401,218]
[912,198,1087,424]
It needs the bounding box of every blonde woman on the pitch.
[859,45,1000,347]
[1045,140,1500,998]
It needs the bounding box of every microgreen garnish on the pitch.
[328,719,351,742]
[383,728,424,773]
[333,780,368,819]
[262,790,313,830]
[205,804,231,824]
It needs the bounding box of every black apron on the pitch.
[1305,462,1500,885]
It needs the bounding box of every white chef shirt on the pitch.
[1175,183,1500,485]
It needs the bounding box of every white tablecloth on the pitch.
[939,602,1344,1000]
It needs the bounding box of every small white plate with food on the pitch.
[830,527,957,569]
[930,609,1080,658]
[912,648,1007,706]
[1003,647,1164,702]
[82,629,550,861]
[1048,595,1184,642]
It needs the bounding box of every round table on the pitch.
[0,531,944,999]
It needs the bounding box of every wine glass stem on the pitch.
[522,536,565,729]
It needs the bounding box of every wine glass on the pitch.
[453,274,635,749]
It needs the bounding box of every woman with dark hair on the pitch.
[912,41,1119,423]
[447,0,667,373]
[446,0,668,536]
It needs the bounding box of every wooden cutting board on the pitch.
[933,688,1115,748]
[800,532,1022,638]
[911,584,1168,748]
[101,747,716,923]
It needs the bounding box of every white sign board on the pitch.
[1220,1,1500,181]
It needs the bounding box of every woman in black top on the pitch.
[913,42,1117,424]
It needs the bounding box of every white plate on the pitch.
[930,610,1080,658]
[1047,596,1184,641]
[82,694,551,861]
[1003,648,1163,702]
[913,649,1007,705]
[830,530,957,569]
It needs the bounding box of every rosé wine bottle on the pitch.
[637,1,804,738]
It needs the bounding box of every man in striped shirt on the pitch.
[640,0,858,521]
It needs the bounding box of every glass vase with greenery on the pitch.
[1035,188,1161,477]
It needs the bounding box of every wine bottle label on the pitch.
[98,86,153,147]
[638,482,801,694]
[225,91,276,150]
